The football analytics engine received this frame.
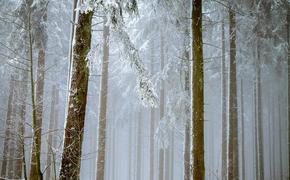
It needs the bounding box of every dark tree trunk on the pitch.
[256,40,264,180]
[228,7,239,180]
[192,0,205,179]
[59,10,93,179]
[221,19,228,180]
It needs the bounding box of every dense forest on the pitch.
[0,0,289,180]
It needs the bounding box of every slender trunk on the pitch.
[14,71,28,179]
[0,75,15,178]
[170,130,174,180]
[268,101,272,180]
[136,110,142,180]
[272,99,276,180]
[287,4,290,180]
[7,80,18,179]
[28,11,43,180]
[192,0,205,179]
[159,30,165,180]
[240,80,245,180]
[221,19,228,180]
[183,21,191,180]
[149,40,155,180]
[254,82,259,180]
[96,23,110,180]
[59,9,93,179]
[30,48,45,180]
[256,39,264,180]
[129,120,132,180]
[228,7,239,180]
[278,96,283,179]
[45,85,57,180]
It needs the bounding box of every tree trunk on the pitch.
[149,40,155,180]
[96,23,110,180]
[45,85,58,180]
[254,82,259,180]
[268,101,272,180]
[287,4,290,180]
[183,39,191,180]
[227,7,239,180]
[192,0,205,179]
[0,75,15,179]
[14,73,28,179]
[7,79,18,179]
[278,96,283,179]
[159,30,165,180]
[240,80,245,180]
[129,120,132,180]
[59,9,93,179]
[30,48,45,180]
[170,130,174,180]
[221,19,228,180]
[272,98,276,180]
[136,110,142,180]
[256,40,264,180]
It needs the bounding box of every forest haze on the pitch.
[0,0,289,180]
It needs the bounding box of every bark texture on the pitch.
[59,10,93,179]
[228,7,239,180]
[221,19,228,180]
[192,0,205,179]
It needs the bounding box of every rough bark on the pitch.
[192,0,205,179]
[183,28,191,180]
[228,7,239,180]
[0,75,15,179]
[59,9,93,179]
[96,23,110,180]
[221,19,228,180]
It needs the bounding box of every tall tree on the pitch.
[240,79,245,180]
[192,0,205,179]
[59,4,93,178]
[287,2,290,179]
[45,85,58,180]
[96,22,110,180]
[149,40,155,180]
[136,110,142,180]
[159,31,165,180]
[1,75,15,179]
[221,19,228,180]
[183,22,191,180]
[227,6,239,180]
[29,1,48,179]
